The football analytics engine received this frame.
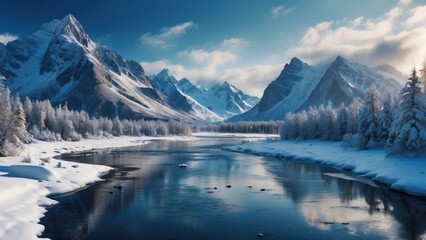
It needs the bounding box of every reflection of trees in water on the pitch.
[264,159,325,202]
[41,140,237,240]
[41,150,169,240]
[265,158,426,240]
[383,191,426,240]
[349,179,426,240]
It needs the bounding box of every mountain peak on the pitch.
[282,57,305,73]
[53,14,90,47]
[334,55,347,63]
[330,55,348,69]
[157,68,172,79]
[289,57,303,65]
[159,68,170,75]
[63,14,77,23]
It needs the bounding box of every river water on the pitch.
[41,138,426,240]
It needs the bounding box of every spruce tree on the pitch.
[389,69,426,155]
[377,92,393,147]
[357,87,380,149]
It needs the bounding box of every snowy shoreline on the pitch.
[0,135,193,240]
[224,140,426,198]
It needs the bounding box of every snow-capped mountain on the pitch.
[150,69,222,122]
[298,55,402,111]
[0,15,200,121]
[176,78,259,119]
[229,56,403,122]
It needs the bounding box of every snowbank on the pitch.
[225,140,426,197]
[0,135,192,240]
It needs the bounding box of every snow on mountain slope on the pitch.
[229,57,325,121]
[298,56,402,111]
[229,56,404,122]
[176,78,259,119]
[150,69,223,122]
[0,15,196,121]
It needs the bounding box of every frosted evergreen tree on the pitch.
[389,69,426,155]
[357,86,380,149]
[112,116,123,136]
[10,98,28,143]
[318,102,336,140]
[281,112,296,139]
[0,89,12,156]
[296,111,308,139]
[346,99,362,134]
[0,91,28,156]
[377,92,394,147]
[23,96,33,127]
[59,104,78,141]
[334,105,348,140]
[305,107,320,139]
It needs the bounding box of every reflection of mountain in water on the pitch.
[263,159,426,239]
[41,147,171,239]
[41,140,426,240]
[40,140,238,239]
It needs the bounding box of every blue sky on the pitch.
[1,0,426,96]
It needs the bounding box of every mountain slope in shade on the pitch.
[229,56,403,122]
[0,15,196,121]
[298,56,402,111]
[176,78,259,119]
[229,57,325,121]
[150,69,223,122]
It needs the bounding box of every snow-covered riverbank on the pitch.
[0,135,193,240]
[225,140,426,197]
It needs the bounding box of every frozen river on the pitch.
[41,138,426,240]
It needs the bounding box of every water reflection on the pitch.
[41,139,426,240]
[265,159,426,240]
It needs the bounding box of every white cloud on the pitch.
[406,5,426,26]
[288,3,426,74]
[399,0,411,6]
[0,33,18,44]
[184,49,237,65]
[141,36,279,96]
[141,22,195,48]
[269,5,296,18]
[219,38,250,51]
[220,64,283,96]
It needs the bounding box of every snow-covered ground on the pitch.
[225,140,426,197]
[0,135,193,240]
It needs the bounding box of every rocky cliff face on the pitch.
[0,15,197,121]
[228,56,403,122]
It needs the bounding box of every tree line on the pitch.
[280,69,426,156]
[0,88,192,156]
[200,121,282,134]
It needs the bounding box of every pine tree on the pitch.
[357,86,380,149]
[10,97,27,143]
[23,96,33,128]
[112,116,123,136]
[0,89,12,156]
[389,69,426,155]
[305,107,320,139]
[377,92,393,147]
[0,91,28,156]
[334,105,348,140]
[318,102,336,140]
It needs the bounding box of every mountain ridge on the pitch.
[228,55,403,122]
[0,15,201,121]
